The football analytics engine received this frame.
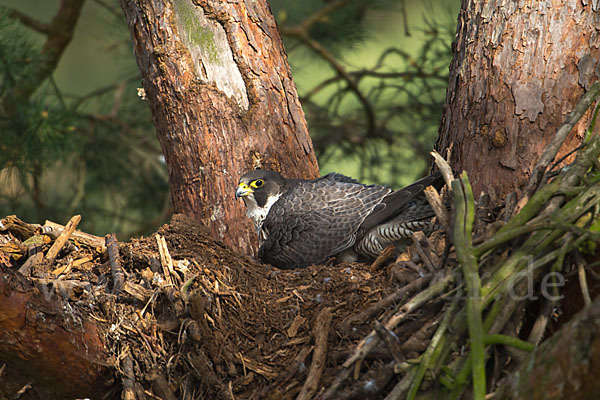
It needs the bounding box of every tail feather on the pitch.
[359,172,443,232]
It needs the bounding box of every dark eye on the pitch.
[253,179,264,187]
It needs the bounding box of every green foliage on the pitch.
[0,0,457,237]
[0,9,169,238]
[274,1,457,186]
[0,13,35,92]
[272,0,396,53]
[0,14,75,172]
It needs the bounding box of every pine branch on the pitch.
[2,7,51,34]
[282,25,376,137]
[0,0,86,117]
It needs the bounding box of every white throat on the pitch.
[244,193,282,231]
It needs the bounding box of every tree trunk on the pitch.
[118,0,320,256]
[500,294,600,400]
[0,270,109,399]
[436,0,600,198]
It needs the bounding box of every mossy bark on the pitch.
[118,0,320,256]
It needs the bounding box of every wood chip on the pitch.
[237,354,278,379]
[123,281,152,302]
[370,244,396,271]
[287,315,306,338]
[156,234,177,286]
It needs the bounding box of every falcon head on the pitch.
[236,169,286,230]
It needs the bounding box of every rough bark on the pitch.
[118,0,320,256]
[0,269,109,399]
[436,0,600,198]
[500,294,600,399]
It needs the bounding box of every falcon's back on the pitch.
[259,174,391,268]
[237,169,443,269]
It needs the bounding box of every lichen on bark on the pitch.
[173,0,249,110]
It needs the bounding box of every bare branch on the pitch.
[0,0,87,117]
[1,7,51,34]
[281,19,377,137]
[297,0,352,31]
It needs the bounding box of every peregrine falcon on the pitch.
[235,169,443,269]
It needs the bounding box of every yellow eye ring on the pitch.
[251,179,264,188]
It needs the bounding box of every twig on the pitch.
[343,272,454,368]
[72,75,139,108]
[374,322,404,363]
[484,334,534,352]
[503,192,518,222]
[423,185,450,232]
[430,149,455,191]
[526,298,553,347]
[44,215,81,265]
[236,354,278,379]
[156,234,176,286]
[121,354,136,400]
[370,244,396,271]
[106,233,125,295]
[411,232,439,272]
[341,273,433,329]
[0,215,40,239]
[406,289,462,400]
[3,7,51,33]
[43,219,106,250]
[526,81,600,195]
[277,345,314,389]
[473,222,553,257]
[12,382,33,400]
[302,69,447,101]
[452,172,486,400]
[576,252,592,307]
[318,367,351,400]
[297,307,333,400]
[19,245,44,276]
[143,390,165,400]
[383,369,417,400]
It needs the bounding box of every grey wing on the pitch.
[318,172,361,184]
[259,211,352,268]
[360,172,444,231]
[259,178,390,268]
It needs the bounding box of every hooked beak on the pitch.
[235,182,253,199]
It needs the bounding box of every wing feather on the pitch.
[359,172,443,232]
[259,175,390,268]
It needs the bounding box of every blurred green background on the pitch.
[0,0,459,239]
